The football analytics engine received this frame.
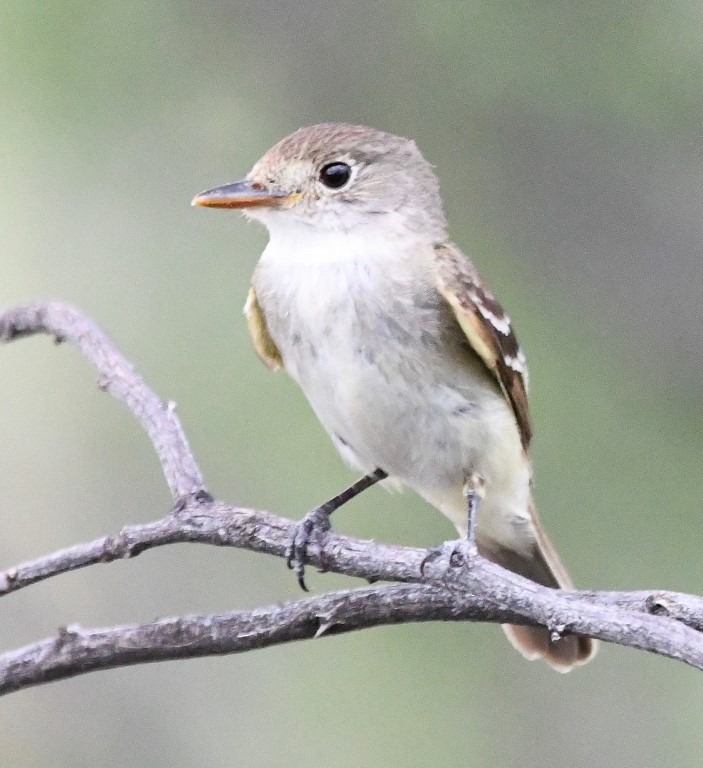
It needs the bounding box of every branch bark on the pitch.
[1,301,702,695]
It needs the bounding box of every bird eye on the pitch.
[319,162,352,189]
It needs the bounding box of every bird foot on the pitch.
[420,538,478,576]
[285,505,333,592]
[284,469,388,592]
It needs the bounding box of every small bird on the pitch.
[193,123,596,671]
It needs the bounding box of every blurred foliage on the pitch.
[1,2,702,767]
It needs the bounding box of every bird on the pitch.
[193,122,596,671]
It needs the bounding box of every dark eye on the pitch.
[319,162,352,189]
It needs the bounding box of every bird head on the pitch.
[193,123,447,242]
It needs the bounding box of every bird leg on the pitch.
[286,468,388,591]
[420,471,485,574]
[463,472,485,553]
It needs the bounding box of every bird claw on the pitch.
[285,506,332,591]
[419,473,482,577]
[420,538,478,576]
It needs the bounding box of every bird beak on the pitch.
[191,179,294,209]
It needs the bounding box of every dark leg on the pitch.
[286,468,387,591]
[463,472,485,553]
[420,472,485,575]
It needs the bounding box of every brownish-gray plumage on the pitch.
[435,242,533,450]
[195,122,596,671]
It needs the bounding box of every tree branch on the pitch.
[0,302,204,499]
[1,301,702,695]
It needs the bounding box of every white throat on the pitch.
[248,204,441,268]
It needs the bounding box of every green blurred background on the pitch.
[1,2,703,766]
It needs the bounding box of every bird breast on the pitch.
[251,233,519,503]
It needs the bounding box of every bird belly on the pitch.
[253,252,532,551]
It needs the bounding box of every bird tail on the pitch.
[485,502,597,672]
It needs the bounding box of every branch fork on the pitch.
[1,300,702,696]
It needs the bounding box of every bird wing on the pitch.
[435,243,533,449]
[244,287,283,372]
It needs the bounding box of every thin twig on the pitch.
[0,302,204,499]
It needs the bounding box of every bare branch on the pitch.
[2,570,703,695]
[0,583,499,695]
[0,302,204,499]
[1,300,703,695]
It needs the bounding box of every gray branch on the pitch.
[0,302,203,499]
[1,301,702,695]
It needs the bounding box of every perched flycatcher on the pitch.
[194,123,595,671]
